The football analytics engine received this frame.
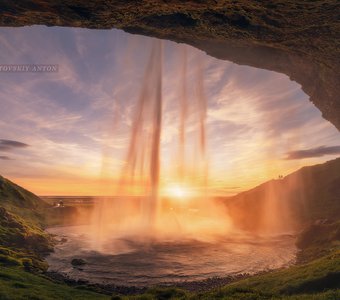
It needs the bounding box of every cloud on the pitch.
[285,145,340,160]
[0,25,340,196]
[0,139,29,151]
[0,155,11,160]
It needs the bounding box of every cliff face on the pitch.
[225,157,340,233]
[0,1,339,130]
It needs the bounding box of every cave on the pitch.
[0,0,339,130]
[0,1,339,298]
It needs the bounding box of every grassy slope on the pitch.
[225,157,340,232]
[296,220,340,263]
[0,176,53,271]
[119,159,340,299]
[0,175,48,226]
[0,251,338,300]
[198,250,340,300]
[0,266,108,300]
[0,157,340,300]
[116,252,340,299]
[0,176,110,299]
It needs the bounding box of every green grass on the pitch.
[117,251,340,299]
[0,176,111,299]
[296,220,340,263]
[115,287,190,300]
[0,175,55,273]
[1,253,337,300]
[1,169,339,299]
[0,266,109,300]
[0,207,53,272]
[0,175,49,227]
[199,250,340,300]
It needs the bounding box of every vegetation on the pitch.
[225,157,340,234]
[0,266,108,300]
[197,250,340,300]
[107,250,340,299]
[0,156,339,299]
[0,176,109,299]
[0,250,339,299]
[296,220,340,263]
[0,175,48,225]
[0,176,54,272]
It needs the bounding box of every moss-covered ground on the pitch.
[0,169,339,299]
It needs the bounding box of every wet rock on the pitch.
[71,258,86,266]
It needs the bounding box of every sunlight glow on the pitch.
[1,26,340,197]
[164,184,194,200]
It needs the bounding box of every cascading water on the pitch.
[46,36,299,286]
[120,40,163,233]
[90,40,232,248]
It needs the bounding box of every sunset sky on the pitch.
[1,26,340,196]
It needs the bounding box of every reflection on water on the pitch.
[46,225,296,286]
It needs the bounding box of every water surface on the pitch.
[46,225,296,286]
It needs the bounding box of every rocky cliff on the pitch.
[0,1,339,130]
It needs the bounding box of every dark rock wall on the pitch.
[0,1,339,129]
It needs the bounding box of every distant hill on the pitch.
[0,176,107,299]
[225,157,340,233]
[0,175,48,210]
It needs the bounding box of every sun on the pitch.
[164,184,193,199]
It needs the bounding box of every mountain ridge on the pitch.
[225,157,340,232]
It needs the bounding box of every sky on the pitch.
[0,25,340,196]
